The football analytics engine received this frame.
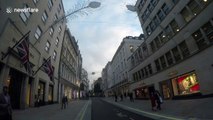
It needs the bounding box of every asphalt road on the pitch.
[91,97,154,120]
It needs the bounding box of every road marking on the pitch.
[105,100,184,120]
[75,100,90,120]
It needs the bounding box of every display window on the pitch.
[134,87,149,99]
[172,72,200,96]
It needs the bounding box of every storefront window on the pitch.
[134,87,149,99]
[48,85,53,102]
[172,72,200,96]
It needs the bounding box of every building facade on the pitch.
[59,28,82,101]
[0,0,66,109]
[129,0,213,99]
[80,68,89,98]
[105,36,144,96]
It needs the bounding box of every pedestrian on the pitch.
[61,95,66,109]
[129,92,134,102]
[120,94,123,101]
[154,90,163,110]
[150,91,157,111]
[0,86,12,120]
[114,93,117,102]
[65,96,68,107]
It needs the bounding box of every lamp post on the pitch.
[34,1,101,45]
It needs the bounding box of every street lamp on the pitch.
[34,1,101,45]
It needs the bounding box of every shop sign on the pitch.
[168,70,178,77]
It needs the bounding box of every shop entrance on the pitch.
[8,69,24,109]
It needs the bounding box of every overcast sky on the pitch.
[62,0,143,87]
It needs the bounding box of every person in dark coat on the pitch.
[150,92,156,111]
[61,95,67,109]
[154,90,162,110]
[0,86,12,120]
[114,93,118,102]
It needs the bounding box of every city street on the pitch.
[91,97,153,120]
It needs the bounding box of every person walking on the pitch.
[120,94,123,101]
[0,86,12,120]
[129,92,134,102]
[154,90,163,110]
[61,95,66,109]
[150,91,157,111]
[114,93,118,102]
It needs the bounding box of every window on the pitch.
[192,30,207,49]
[202,22,213,43]
[144,67,148,76]
[148,4,154,12]
[146,26,152,36]
[170,20,180,33]
[148,64,153,74]
[160,56,167,69]
[45,41,50,52]
[138,71,141,80]
[140,69,145,78]
[49,27,54,36]
[179,41,190,58]
[151,0,159,6]
[153,16,160,26]
[150,41,156,52]
[41,11,48,23]
[154,37,161,48]
[159,32,168,43]
[34,26,42,39]
[165,51,174,65]
[58,26,62,33]
[162,3,170,15]
[172,47,181,62]
[142,14,146,22]
[145,9,150,18]
[33,0,39,4]
[55,37,59,46]
[172,0,179,4]
[53,14,58,22]
[19,5,31,22]
[155,59,161,71]
[48,0,53,9]
[157,10,165,21]
[164,26,173,38]
[150,21,156,31]
[53,51,57,60]
[188,0,201,16]
[180,7,193,22]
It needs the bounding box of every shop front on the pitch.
[134,85,155,99]
[160,71,201,99]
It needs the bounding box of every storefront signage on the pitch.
[168,70,178,77]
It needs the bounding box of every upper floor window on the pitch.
[165,51,174,65]
[188,0,201,16]
[202,21,213,43]
[180,7,193,22]
[179,41,190,58]
[49,27,54,36]
[151,0,159,7]
[164,26,173,38]
[33,0,39,4]
[148,64,153,74]
[155,59,161,71]
[58,26,62,33]
[34,26,42,39]
[19,4,31,22]
[157,10,165,21]
[48,0,53,9]
[160,55,167,69]
[192,30,207,49]
[53,50,57,60]
[162,3,170,15]
[41,10,48,23]
[55,37,59,46]
[172,47,181,62]
[53,14,58,22]
[148,4,154,12]
[170,20,180,33]
[45,41,50,52]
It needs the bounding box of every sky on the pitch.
[62,0,143,86]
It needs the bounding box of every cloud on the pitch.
[63,0,142,87]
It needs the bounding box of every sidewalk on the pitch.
[102,97,213,120]
[13,100,91,120]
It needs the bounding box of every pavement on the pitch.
[13,100,91,120]
[102,97,213,120]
